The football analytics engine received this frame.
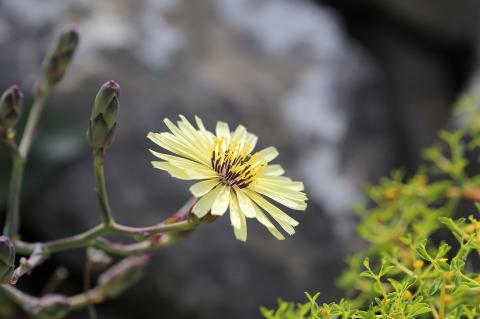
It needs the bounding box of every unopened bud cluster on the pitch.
[43,29,79,87]
[0,236,15,284]
[87,81,120,151]
[0,85,23,142]
[29,295,70,319]
[97,255,148,298]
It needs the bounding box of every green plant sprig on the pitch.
[262,96,480,318]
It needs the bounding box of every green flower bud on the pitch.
[43,29,79,87]
[30,295,71,319]
[87,80,120,150]
[0,236,15,284]
[0,85,23,141]
[97,255,148,298]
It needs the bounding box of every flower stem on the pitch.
[439,283,446,319]
[13,197,198,257]
[18,88,48,159]
[83,255,97,319]
[4,156,24,238]
[3,85,49,238]
[111,220,197,236]
[93,151,114,225]
[44,224,110,254]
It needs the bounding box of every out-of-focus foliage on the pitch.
[261,98,480,318]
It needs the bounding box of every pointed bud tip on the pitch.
[61,28,79,44]
[102,80,121,95]
[4,85,23,100]
[67,27,79,37]
[8,85,23,100]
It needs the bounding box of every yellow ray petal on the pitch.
[276,219,296,235]
[249,184,307,210]
[211,185,230,216]
[216,121,230,141]
[178,115,212,153]
[267,226,285,240]
[251,199,287,240]
[252,202,274,228]
[233,208,247,242]
[191,185,222,218]
[150,151,217,179]
[261,164,285,176]
[258,177,304,191]
[195,115,207,131]
[245,133,258,152]
[151,151,206,170]
[151,161,191,180]
[245,190,299,227]
[229,191,242,229]
[148,132,209,165]
[189,179,220,197]
[195,115,215,143]
[232,125,247,143]
[257,146,279,162]
[235,188,256,218]
[253,183,307,200]
[163,118,211,164]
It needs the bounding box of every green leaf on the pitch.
[408,303,432,317]
[415,239,431,261]
[428,277,442,295]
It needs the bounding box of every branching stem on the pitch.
[11,198,198,283]
[15,215,197,256]
[1,255,147,318]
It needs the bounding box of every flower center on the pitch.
[211,137,266,188]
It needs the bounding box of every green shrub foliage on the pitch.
[261,98,480,318]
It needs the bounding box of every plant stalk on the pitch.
[4,85,49,238]
[93,151,114,225]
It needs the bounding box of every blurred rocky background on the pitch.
[0,0,478,318]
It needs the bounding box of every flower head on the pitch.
[148,115,307,241]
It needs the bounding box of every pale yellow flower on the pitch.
[148,115,307,241]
